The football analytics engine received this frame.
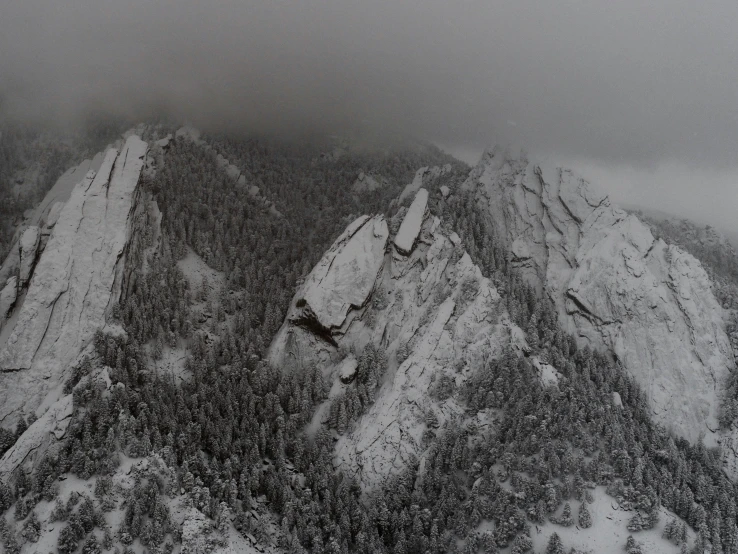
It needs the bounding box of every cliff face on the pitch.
[270,186,515,489]
[463,147,734,444]
[0,135,148,474]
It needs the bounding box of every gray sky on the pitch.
[2,0,738,230]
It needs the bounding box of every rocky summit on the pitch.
[270,187,516,489]
[0,135,148,474]
[0,127,735,554]
[463,147,735,445]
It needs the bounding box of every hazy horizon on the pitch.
[3,0,738,231]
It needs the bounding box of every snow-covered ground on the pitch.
[530,486,693,554]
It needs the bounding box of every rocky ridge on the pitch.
[0,135,148,476]
[397,164,453,205]
[174,126,282,217]
[270,186,518,489]
[462,147,734,446]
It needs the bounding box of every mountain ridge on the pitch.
[461,146,735,449]
[0,128,734,554]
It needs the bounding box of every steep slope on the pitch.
[0,133,722,554]
[269,187,513,489]
[0,135,148,474]
[462,147,734,445]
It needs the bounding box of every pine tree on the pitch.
[21,510,40,542]
[511,533,532,554]
[663,519,678,543]
[82,535,102,554]
[57,524,79,554]
[711,526,724,554]
[626,535,643,554]
[546,532,565,554]
[627,512,644,532]
[557,502,573,527]
[578,502,592,529]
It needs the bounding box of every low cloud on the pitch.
[3,0,738,228]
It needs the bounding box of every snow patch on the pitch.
[394,188,428,255]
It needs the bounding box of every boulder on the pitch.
[338,356,358,384]
[0,395,73,478]
[612,391,623,408]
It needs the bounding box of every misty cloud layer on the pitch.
[3,1,738,228]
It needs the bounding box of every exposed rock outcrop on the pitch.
[463,147,734,445]
[0,395,73,477]
[398,164,452,204]
[0,277,17,321]
[18,226,40,286]
[292,215,389,333]
[0,135,148,434]
[0,153,106,297]
[270,188,513,489]
[394,188,428,255]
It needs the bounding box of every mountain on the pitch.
[461,147,735,447]
[268,184,510,490]
[0,127,736,554]
[0,135,152,477]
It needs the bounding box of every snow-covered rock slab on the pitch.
[0,153,105,294]
[294,215,389,331]
[338,356,358,383]
[0,395,73,478]
[0,135,148,428]
[398,164,452,204]
[18,226,40,286]
[464,146,734,445]
[394,188,428,255]
[270,199,512,489]
[0,276,17,320]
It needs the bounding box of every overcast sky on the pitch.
[2,0,738,230]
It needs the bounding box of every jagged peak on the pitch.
[0,135,148,477]
[472,146,613,218]
[469,141,735,455]
[269,183,518,489]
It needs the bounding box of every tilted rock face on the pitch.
[394,188,428,254]
[294,214,389,333]
[0,135,148,433]
[270,188,511,489]
[464,147,734,444]
[397,164,453,204]
[0,277,17,321]
[0,396,74,477]
[18,226,40,286]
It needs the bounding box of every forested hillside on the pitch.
[0,131,736,554]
